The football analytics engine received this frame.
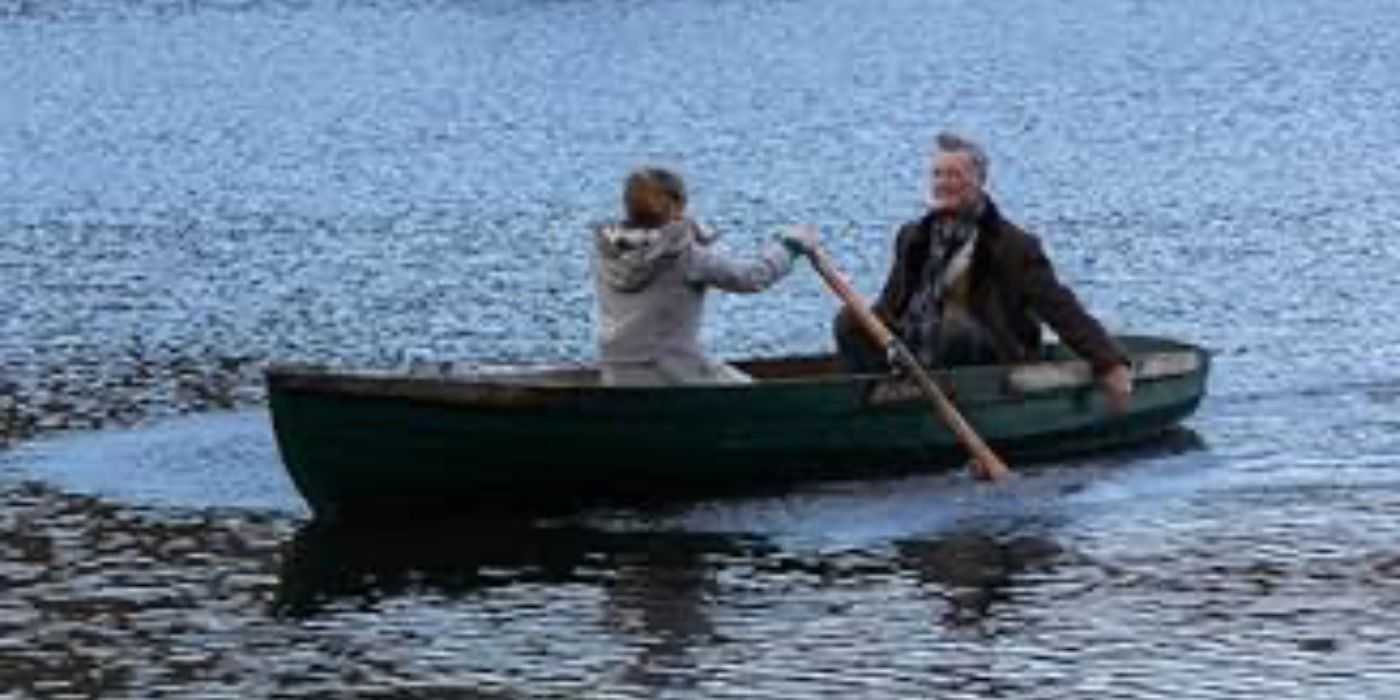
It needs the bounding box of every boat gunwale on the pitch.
[264,336,1209,408]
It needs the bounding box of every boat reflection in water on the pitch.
[272,512,1072,693]
[275,516,768,693]
[274,427,1209,620]
[274,517,771,618]
[895,530,1064,628]
[272,427,1209,693]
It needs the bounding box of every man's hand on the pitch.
[1099,364,1134,414]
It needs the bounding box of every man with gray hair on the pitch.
[834,132,1134,410]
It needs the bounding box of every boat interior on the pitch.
[399,354,848,386]
[380,336,1204,390]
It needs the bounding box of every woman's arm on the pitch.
[684,239,796,293]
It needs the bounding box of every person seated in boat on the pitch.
[593,167,819,386]
[834,132,1134,410]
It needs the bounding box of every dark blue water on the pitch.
[3,0,1399,696]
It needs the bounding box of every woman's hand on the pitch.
[780,225,821,256]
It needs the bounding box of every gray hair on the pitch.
[934,131,989,184]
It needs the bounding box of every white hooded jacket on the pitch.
[591,218,795,386]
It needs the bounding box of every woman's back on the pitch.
[590,167,814,387]
[592,220,711,368]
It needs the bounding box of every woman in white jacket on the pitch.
[592,167,819,386]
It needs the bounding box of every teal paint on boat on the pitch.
[266,336,1209,520]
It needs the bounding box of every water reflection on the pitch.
[274,510,1078,690]
[3,0,1400,692]
[276,517,775,692]
[601,534,723,692]
[274,518,768,613]
[0,481,289,697]
[896,530,1064,629]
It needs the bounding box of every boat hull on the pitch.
[267,336,1209,520]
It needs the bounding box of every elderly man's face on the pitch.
[929,151,982,215]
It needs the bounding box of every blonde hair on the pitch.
[626,167,687,208]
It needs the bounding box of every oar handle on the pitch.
[805,246,894,347]
[804,245,1012,481]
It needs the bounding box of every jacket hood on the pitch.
[594,219,718,292]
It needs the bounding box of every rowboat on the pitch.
[266,335,1208,521]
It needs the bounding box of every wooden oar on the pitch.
[803,245,1012,481]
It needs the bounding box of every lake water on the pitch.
[2,0,1399,697]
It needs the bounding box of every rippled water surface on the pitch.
[3,0,1399,697]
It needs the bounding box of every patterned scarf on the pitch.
[899,205,982,366]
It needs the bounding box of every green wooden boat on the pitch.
[267,335,1208,520]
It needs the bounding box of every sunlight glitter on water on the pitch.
[3,0,1400,695]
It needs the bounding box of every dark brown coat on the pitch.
[838,199,1127,373]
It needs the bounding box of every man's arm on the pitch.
[870,223,917,324]
[1018,236,1128,374]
